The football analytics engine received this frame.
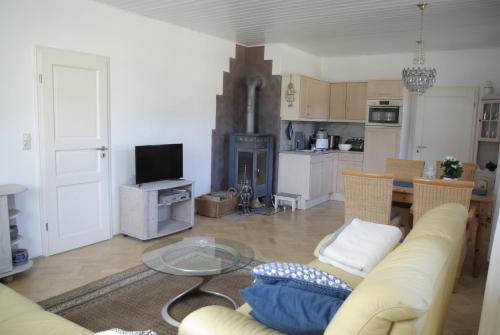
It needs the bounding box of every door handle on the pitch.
[96,146,108,158]
[416,145,427,154]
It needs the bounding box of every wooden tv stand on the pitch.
[120,180,194,240]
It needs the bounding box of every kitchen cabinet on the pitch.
[302,77,330,119]
[281,74,330,121]
[310,156,334,198]
[278,152,335,209]
[329,82,367,122]
[363,126,401,173]
[278,151,363,208]
[329,83,347,120]
[346,82,368,121]
[334,153,364,195]
[367,80,403,99]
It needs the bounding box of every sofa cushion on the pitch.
[251,262,352,300]
[241,284,344,335]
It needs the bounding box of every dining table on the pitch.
[392,183,493,278]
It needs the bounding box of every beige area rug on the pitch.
[40,262,258,335]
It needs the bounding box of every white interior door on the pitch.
[37,48,111,255]
[412,87,478,165]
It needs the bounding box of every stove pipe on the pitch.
[246,76,265,134]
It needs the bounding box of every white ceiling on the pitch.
[93,0,500,57]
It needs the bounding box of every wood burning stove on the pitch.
[228,134,274,205]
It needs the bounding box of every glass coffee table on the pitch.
[141,236,254,327]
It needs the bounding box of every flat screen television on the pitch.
[135,144,183,184]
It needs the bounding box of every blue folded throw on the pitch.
[241,284,344,335]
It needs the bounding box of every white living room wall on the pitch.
[320,47,500,89]
[0,0,235,257]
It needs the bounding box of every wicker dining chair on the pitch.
[412,178,474,223]
[385,158,425,233]
[412,177,476,286]
[386,158,425,182]
[436,161,478,181]
[343,170,400,226]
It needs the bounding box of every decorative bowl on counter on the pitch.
[338,144,352,151]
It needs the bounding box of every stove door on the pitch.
[255,150,268,188]
[236,150,254,187]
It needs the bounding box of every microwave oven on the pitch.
[366,100,402,126]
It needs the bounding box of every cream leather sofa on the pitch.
[180,203,468,335]
[0,281,92,334]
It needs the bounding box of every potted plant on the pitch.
[441,156,463,180]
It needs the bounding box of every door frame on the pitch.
[35,46,113,256]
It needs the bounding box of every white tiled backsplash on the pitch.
[279,121,365,151]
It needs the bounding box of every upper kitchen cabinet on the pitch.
[329,83,347,120]
[281,74,330,121]
[329,82,367,122]
[367,80,403,99]
[303,77,331,119]
[346,82,368,121]
[478,98,500,142]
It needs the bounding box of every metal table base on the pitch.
[161,276,238,327]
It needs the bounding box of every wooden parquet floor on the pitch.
[4,201,485,335]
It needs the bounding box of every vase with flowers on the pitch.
[441,156,463,180]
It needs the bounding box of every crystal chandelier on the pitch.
[402,1,437,95]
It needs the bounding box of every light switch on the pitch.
[22,133,31,150]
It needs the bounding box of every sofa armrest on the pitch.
[179,306,283,335]
[313,234,333,258]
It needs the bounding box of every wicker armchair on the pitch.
[436,161,477,181]
[386,158,425,182]
[343,170,399,226]
[412,178,475,284]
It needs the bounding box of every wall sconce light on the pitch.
[285,74,296,107]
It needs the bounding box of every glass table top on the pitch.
[142,236,254,276]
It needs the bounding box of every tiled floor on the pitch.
[4,201,485,334]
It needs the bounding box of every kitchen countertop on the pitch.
[280,149,364,156]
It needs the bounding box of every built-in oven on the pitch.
[366,100,402,126]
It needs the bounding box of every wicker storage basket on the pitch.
[195,191,239,218]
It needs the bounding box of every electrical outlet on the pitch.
[22,133,31,150]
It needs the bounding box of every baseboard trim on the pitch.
[331,193,344,201]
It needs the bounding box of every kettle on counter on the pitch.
[315,128,329,150]
[316,128,328,139]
